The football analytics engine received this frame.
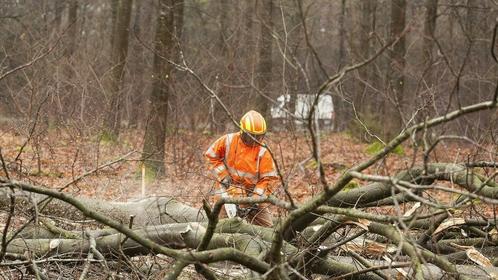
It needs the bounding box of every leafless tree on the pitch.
[0,1,497,279]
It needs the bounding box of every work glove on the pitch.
[220,176,232,188]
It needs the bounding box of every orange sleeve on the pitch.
[204,135,229,181]
[253,149,279,197]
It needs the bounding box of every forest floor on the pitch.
[0,126,497,279]
[0,126,494,215]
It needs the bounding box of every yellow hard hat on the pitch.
[240,110,267,135]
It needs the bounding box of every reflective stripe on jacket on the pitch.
[204,132,278,196]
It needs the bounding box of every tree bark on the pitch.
[142,0,175,177]
[354,0,376,114]
[254,0,273,119]
[65,0,79,57]
[385,0,406,140]
[423,0,438,73]
[54,0,64,33]
[211,0,230,133]
[0,187,205,226]
[105,0,133,137]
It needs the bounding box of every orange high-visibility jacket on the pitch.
[205,132,278,197]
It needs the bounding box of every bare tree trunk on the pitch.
[354,0,376,114]
[244,1,256,104]
[128,0,150,129]
[110,0,119,47]
[287,1,302,129]
[104,0,133,138]
[420,0,438,121]
[142,0,175,177]
[54,0,64,33]
[334,0,349,131]
[211,0,230,133]
[423,0,438,71]
[385,0,406,140]
[254,0,273,119]
[337,0,346,69]
[56,0,79,123]
[65,0,78,57]
[169,0,184,131]
[422,1,438,100]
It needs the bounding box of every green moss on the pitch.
[305,159,318,170]
[29,170,64,178]
[365,141,404,156]
[202,129,214,136]
[346,112,384,143]
[342,180,360,192]
[99,130,118,144]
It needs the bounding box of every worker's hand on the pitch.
[220,176,232,188]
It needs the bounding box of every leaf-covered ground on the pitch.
[1,126,494,216]
[1,125,497,279]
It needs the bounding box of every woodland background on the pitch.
[0,0,497,279]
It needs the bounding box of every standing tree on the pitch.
[422,0,438,83]
[354,0,377,114]
[54,0,64,34]
[104,0,133,138]
[142,0,175,177]
[65,0,79,58]
[385,0,406,140]
[254,0,274,119]
[211,0,230,133]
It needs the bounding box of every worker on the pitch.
[204,110,278,227]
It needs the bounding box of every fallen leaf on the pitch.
[344,219,371,231]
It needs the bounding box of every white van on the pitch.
[270,93,335,131]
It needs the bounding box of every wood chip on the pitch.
[403,202,421,217]
[466,247,493,267]
[433,218,466,235]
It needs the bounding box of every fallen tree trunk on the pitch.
[5,218,389,280]
[322,256,498,279]
[7,223,207,257]
[0,185,205,225]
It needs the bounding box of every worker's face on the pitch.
[241,132,265,147]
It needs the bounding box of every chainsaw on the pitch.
[219,183,259,218]
[219,184,238,218]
